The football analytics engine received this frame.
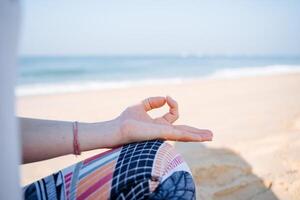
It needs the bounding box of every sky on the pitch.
[20,0,300,56]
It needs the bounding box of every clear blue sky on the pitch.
[20,0,300,56]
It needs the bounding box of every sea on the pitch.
[17,55,300,96]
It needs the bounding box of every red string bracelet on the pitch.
[73,121,81,155]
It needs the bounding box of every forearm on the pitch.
[19,96,213,163]
[20,117,120,164]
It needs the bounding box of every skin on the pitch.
[21,96,213,164]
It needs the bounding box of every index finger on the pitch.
[162,96,179,123]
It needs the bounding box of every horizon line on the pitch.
[19,53,300,59]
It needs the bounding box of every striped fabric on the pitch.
[23,140,195,200]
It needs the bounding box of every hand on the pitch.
[113,96,213,145]
[20,96,213,162]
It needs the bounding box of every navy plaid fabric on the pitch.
[110,140,163,199]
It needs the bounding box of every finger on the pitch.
[122,120,212,143]
[142,96,166,111]
[174,125,213,140]
[131,122,212,142]
[165,127,213,142]
[162,96,179,123]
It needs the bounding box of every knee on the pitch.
[151,140,192,181]
[149,141,196,199]
[110,140,196,199]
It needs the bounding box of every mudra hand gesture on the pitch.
[21,96,213,163]
[114,96,213,146]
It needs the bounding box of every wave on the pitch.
[16,78,184,96]
[209,65,300,79]
[16,65,300,96]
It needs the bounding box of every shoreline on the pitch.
[17,65,300,97]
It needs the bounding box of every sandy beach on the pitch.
[18,73,300,199]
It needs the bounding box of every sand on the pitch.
[18,73,300,199]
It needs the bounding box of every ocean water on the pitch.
[17,56,300,96]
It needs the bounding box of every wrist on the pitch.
[104,118,123,147]
[77,119,121,151]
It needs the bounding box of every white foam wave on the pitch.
[209,65,300,79]
[16,78,184,96]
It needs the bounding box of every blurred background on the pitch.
[18,0,300,95]
[19,1,300,199]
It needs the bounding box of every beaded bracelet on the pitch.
[72,121,81,155]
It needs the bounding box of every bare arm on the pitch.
[20,118,120,163]
[20,96,213,164]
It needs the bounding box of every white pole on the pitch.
[0,0,21,199]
